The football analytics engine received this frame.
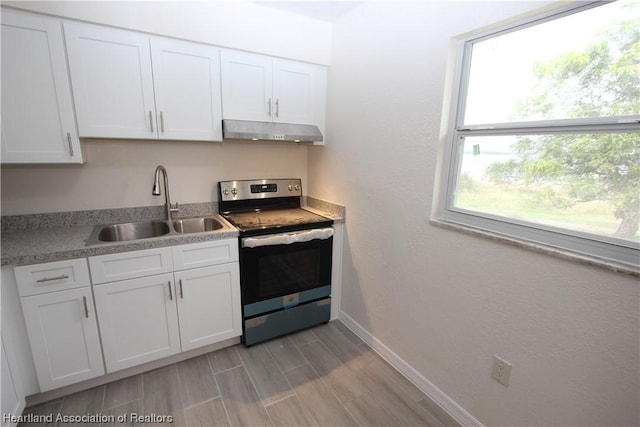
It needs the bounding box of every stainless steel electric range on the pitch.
[218,178,334,346]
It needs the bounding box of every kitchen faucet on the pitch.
[152,165,179,220]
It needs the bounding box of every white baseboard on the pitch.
[338,311,483,427]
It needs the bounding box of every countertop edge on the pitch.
[1,198,345,267]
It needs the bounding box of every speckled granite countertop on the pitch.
[1,198,344,267]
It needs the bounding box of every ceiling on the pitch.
[257,1,362,22]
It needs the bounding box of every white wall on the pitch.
[308,2,640,426]
[1,140,308,214]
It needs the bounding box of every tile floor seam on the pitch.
[235,348,288,425]
[260,391,301,409]
[172,362,186,413]
[181,396,221,411]
[210,364,233,427]
[262,336,307,377]
[99,384,106,413]
[293,340,360,424]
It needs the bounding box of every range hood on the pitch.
[222,119,323,143]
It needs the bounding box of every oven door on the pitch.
[240,228,333,315]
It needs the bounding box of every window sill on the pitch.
[430,218,639,278]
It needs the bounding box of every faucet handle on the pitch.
[170,202,179,213]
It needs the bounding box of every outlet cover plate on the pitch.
[491,355,512,387]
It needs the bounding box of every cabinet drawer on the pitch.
[14,259,90,297]
[172,239,238,271]
[89,247,173,284]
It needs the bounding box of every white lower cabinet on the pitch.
[20,287,104,391]
[13,239,241,390]
[1,338,24,427]
[89,239,241,374]
[15,259,104,392]
[175,264,241,351]
[93,273,181,373]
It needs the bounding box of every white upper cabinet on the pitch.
[273,59,323,125]
[0,9,83,164]
[64,22,155,139]
[150,38,223,141]
[221,50,327,129]
[221,52,273,122]
[65,22,223,141]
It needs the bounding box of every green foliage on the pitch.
[490,9,640,238]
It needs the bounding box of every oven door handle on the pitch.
[242,228,334,248]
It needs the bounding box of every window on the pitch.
[437,0,639,269]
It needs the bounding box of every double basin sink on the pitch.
[86,215,234,245]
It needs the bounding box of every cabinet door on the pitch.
[93,273,180,373]
[220,51,272,122]
[151,38,223,141]
[65,22,156,139]
[20,288,104,392]
[1,339,24,427]
[272,59,318,125]
[0,9,82,164]
[174,264,241,351]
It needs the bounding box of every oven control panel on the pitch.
[251,183,277,193]
[219,179,303,201]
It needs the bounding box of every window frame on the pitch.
[434,1,640,271]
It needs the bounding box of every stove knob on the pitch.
[294,184,300,191]
[222,189,229,195]
[231,188,238,196]
[288,185,293,191]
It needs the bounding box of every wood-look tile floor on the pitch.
[19,321,456,427]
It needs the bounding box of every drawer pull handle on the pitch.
[160,111,165,133]
[149,111,154,133]
[179,279,184,299]
[36,275,69,283]
[83,296,89,318]
[168,281,173,301]
[275,99,279,118]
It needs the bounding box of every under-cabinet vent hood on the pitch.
[222,120,323,143]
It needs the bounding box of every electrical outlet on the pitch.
[491,355,512,387]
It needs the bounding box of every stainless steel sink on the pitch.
[86,214,235,245]
[172,216,225,234]
[87,220,171,244]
